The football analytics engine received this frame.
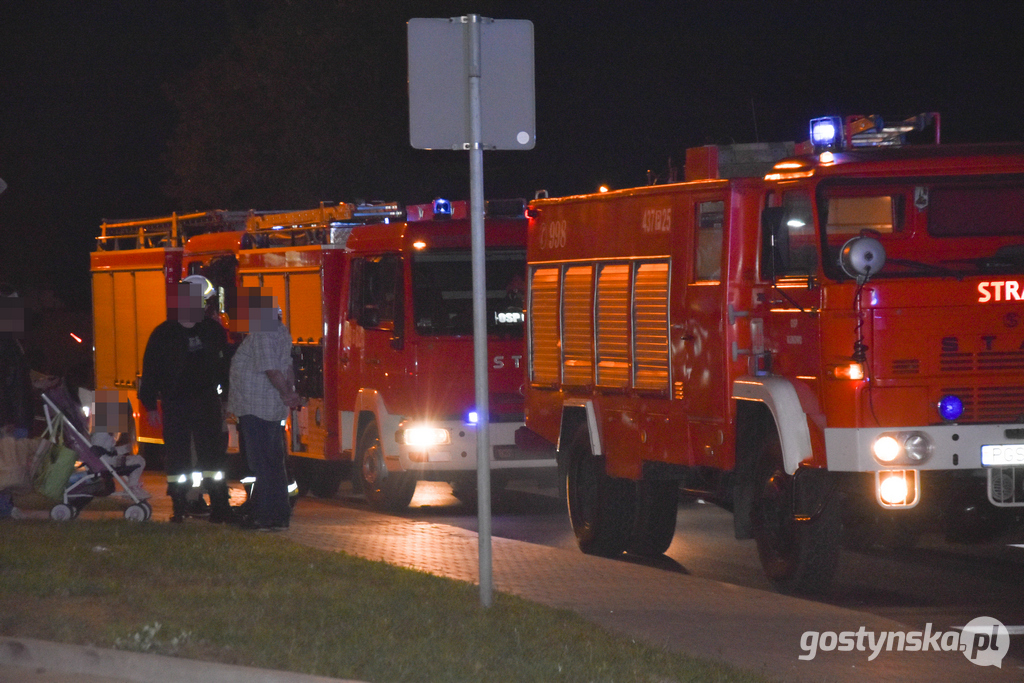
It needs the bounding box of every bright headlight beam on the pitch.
[402,427,450,447]
[873,435,901,463]
[879,474,909,505]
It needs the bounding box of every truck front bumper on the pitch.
[388,420,556,476]
[825,423,1024,508]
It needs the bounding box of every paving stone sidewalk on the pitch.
[7,474,1023,683]
[284,496,1022,683]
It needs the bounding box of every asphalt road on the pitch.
[333,479,1024,663]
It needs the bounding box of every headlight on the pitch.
[872,432,932,466]
[398,427,450,447]
[872,435,901,463]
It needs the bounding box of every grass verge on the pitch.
[0,520,768,682]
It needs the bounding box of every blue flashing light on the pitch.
[432,198,452,218]
[938,395,964,422]
[810,116,843,150]
[466,410,479,425]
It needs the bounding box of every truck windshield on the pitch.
[411,248,525,337]
[814,177,1024,280]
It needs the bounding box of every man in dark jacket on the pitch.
[139,276,229,523]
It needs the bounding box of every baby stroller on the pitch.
[39,384,152,521]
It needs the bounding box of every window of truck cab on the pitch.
[349,255,401,330]
[771,190,819,277]
[411,247,525,337]
[815,176,1024,280]
[694,201,724,281]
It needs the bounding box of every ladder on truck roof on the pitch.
[97,202,406,251]
[96,211,251,251]
[243,202,405,248]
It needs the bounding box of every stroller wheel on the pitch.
[124,504,148,522]
[140,501,153,520]
[50,504,74,521]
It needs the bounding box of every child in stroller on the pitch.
[39,384,152,521]
[89,389,150,501]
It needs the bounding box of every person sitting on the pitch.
[89,389,150,500]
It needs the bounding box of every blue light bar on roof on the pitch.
[433,198,452,218]
[810,116,844,151]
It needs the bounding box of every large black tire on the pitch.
[356,422,416,511]
[565,426,635,557]
[750,420,840,595]
[629,479,679,556]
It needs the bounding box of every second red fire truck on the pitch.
[92,199,556,510]
[524,114,1024,593]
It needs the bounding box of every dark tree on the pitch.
[164,1,423,210]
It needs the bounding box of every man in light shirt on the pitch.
[227,288,300,531]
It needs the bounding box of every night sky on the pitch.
[2,0,1024,309]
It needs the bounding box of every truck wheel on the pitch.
[751,420,840,595]
[356,422,416,511]
[565,426,635,557]
[628,479,679,557]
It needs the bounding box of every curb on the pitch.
[0,637,365,683]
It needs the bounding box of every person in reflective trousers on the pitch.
[139,276,231,523]
[227,288,299,531]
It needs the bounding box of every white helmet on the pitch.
[181,274,216,301]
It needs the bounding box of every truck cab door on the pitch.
[672,196,730,467]
[350,254,406,404]
[761,191,822,381]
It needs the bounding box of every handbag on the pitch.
[33,421,79,501]
[0,435,44,492]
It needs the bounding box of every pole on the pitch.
[465,14,493,608]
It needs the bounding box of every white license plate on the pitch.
[981,444,1024,466]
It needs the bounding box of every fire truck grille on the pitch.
[891,359,920,375]
[939,353,973,372]
[940,351,1024,372]
[941,386,1024,423]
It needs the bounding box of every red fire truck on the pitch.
[94,199,555,510]
[524,114,1024,593]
